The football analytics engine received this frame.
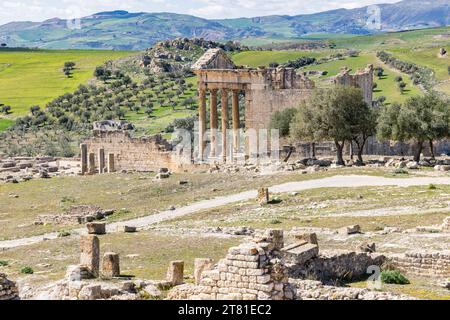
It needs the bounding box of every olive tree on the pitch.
[377,93,450,162]
[290,86,374,165]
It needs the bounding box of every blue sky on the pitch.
[0,0,401,25]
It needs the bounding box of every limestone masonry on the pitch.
[0,273,19,300]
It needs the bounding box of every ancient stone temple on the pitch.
[191,49,376,162]
[192,48,315,162]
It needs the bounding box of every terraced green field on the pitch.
[301,53,421,104]
[385,47,450,96]
[231,50,330,68]
[0,118,14,132]
[0,49,133,118]
[333,27,450,50]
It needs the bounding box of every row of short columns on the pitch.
[78,234,213,286]
[80,144,115,175]
[198,88,241,162]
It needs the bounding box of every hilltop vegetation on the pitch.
[1,1,449,50]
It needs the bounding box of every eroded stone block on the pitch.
[102,252,120,278]
[167,261,184,286]
[86,222,106,235]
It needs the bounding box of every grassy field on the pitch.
[333,27,450,50]
[301,53,422,104]
[164,184,450,232]
[0,118,14,132]
[0,167,397,240]
[0,230,239,286]
[390,48,450,81]
[0,49,133,118]
[386,47,450,96]
[231,50,330,68]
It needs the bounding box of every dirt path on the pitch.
[2,175,450,250]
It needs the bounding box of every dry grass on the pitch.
[0,230,239,287]
[0,167,394,240]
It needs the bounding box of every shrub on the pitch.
[393,168,408,175]
[20,266,34,274]
[58,231,71,238]
[429,184,437,190]
[0,260,9,267]
[270,219,282,225]
[381,270,410,285]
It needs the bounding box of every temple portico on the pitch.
[192,48,315,163]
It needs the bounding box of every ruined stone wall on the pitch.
[168,230,287,300]
[334,65,374,106]
[389,251,450,278]
[0,273,19,300]
[287,250,386,282]
[82,131,188,173]
[245,88,312,131]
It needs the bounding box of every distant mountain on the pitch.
[0,0,449,50]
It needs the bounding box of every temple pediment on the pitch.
[191,48,236,70]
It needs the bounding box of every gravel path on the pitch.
[2,174,450,250]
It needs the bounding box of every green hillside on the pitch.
[231,50,330,67]
[0,49,133,119]
[301,53,422,104]
[333,27,450,50]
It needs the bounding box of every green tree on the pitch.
[377,93,450,162]
[398,81,407,94]
[94,66,112,82]
[269,108,298,137]
[290,86,372,166]
[374,67,384,79]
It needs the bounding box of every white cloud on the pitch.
[0,0,402,25]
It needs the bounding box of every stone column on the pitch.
[198,88,207,161]
[232,90,240,153]
[98,148,105,174]
[80,144,88,175]
[221,89,229,162]
[210,89,218,158]
[167,260,184,286]
[194,258,214,285]
[80,235,100,278]
[88,153,95,175]
[102,252,120,278]
[107,153,115,173]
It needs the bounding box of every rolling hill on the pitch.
[0,0,449,50]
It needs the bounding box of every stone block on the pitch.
[119,225,137,233]
[86,222,106,235]
[257,187,269,205]
[65,265,92,281]
[194,258,214,285]
[78,284,102,300]
[339,225,361,235]
[167,261,184,286]
[281,243,319,265]
[102,252,120,278]
[80,235,100,278]
[294,232,318,245]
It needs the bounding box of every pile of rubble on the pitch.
[34,205,115,226]
[207,156,450,176]
[0,157,80,183]
[288,279,414,300]
[0,273,19,300]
